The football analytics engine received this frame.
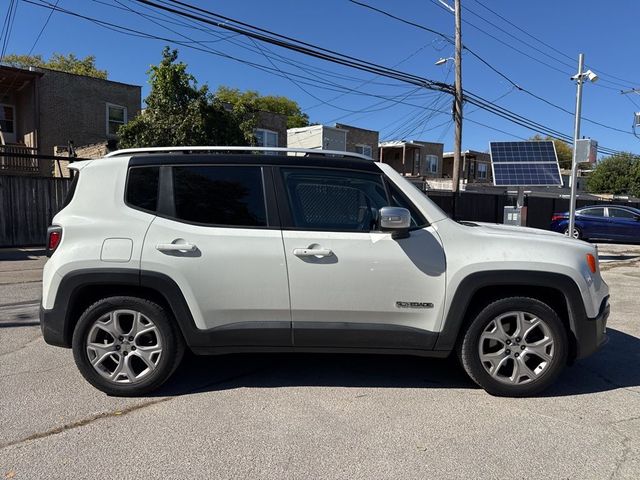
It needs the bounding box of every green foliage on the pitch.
[118,48,244,148]
[529,134,573,169]
[586,152,640,196]
[3,53,107,79]
[215,86,309,132]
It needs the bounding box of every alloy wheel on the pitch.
[564,227,580,239]
[478,311,555,385]
[85,309,163,384]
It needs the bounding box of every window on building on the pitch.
[425,154,438,174]
[355,144,373,158]
[0,105,15,134]
[477,163,488,179]
[106,104,127,136]
[255,129,279,148]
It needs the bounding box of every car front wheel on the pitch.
[72,296,184,396]
[458,297,568,397]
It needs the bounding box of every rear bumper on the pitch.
[574,295,609,359]
[40,304,71,348]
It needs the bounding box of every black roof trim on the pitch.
[127,153,380,172]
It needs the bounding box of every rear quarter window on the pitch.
[126,167,160,212]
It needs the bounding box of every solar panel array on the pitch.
[490,141,563,187]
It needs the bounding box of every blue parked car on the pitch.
[550,205,640,242]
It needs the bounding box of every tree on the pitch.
[586,152,640,196]
[3,53,107,79]
[215,86,309,131]
[118,47,244,148]
[529,134,573,169]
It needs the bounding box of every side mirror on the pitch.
[379,206,411,239]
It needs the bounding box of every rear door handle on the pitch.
[156,242,197,252]
[293,247,333,258]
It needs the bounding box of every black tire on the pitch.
[564,226,583,240]
[72,296,185,396]
[457,297,568,397]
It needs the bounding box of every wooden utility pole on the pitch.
[452,0,463,194]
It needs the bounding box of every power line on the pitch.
[0,0,19,61]
[23,0,625,156]
[470,0,639,89]
[138,0,627,155]
[351,1,635,137]
[27,0,60,55]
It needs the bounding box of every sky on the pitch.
[3,0,640,155]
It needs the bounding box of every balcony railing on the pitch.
[0,145,39,174]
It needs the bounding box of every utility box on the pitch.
[503,206,527,226]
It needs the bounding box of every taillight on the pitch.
[551,214,564,222]
[47,226,62,257]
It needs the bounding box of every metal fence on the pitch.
[425,190,640,229]
[0,145,39,174]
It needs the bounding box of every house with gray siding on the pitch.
[287,123,379,160]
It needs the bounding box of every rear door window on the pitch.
[171,165,267,227]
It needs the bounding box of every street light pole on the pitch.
[568,53,585,239]
[452,0,463,195]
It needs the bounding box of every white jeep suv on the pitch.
[41,147,610,397]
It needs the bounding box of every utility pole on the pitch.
[452,0,463,195]
[568,53,585,239]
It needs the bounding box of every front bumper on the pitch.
[574,295,609,359]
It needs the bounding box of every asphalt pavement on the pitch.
[1,245,639,479]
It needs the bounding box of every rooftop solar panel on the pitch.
[489,141,563,186]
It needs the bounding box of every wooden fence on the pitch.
[0,175,71,247]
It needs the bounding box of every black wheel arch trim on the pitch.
[40,268,291,349]
[434,270,606,360]
[41,268,606,360]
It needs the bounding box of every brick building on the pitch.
[379,140,444,178]
[0,65,141,176]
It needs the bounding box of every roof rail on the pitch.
[104,146,373,161]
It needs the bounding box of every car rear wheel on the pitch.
[458,297,568,397]
[563,226,582,239]
[72,296,184,396]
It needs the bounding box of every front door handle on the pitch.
[293,246,333,258]
[156,242,197,252]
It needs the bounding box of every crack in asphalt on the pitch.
[0,365,65,379]
[0,333,42,358]
[0,367,266,451]
[0,398,173,450]
[608,426,632,480]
